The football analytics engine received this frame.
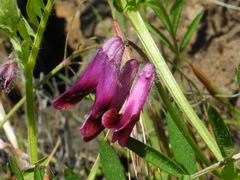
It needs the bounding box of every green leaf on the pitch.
[34,166,43,180]
[237,67,240,90]
[33,2,43,18]
[150,1,171,32]
[64,167,81,180]
[142,2,160,9]
[9,156,24,180]
[112,0,124,13]
[180,13,203,52]
[18,19,32,41]
[208,105,233,157]
[170,0,185,17]
[23,168,35,179]
[35,0,45,9]
[0,0,21,31]
[21,40,30,63]
[167,106,197,174]
[164,0,171,6]
[22,17,35,37]
[126,137,186,177]
[145,21,174,51]
[180,175,191,180]
[26,0,40,26]
[222,162,234,180]
[99,141,125,180]
[170,0,185,33]
[38,157,49,166]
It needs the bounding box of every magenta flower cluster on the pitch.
[52,36,156,147]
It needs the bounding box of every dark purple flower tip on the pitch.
[80,114,105,142]
[102,108,119,129]
[111,115,139,147]
[103,63,156,132]
[52,36,125,110]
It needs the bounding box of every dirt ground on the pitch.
[1,0,240,179]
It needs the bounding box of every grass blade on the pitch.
[126,137,186,178]
[180,13,203,52]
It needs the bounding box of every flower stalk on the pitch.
[24,66,37,164]
[23,0,54,164]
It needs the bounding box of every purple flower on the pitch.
[52,36,125,110]
[0,54,18,92]
[80,59,139,141]
[52,35,156,146]
[102,62,156,147]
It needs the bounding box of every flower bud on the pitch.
[0,54,18,92]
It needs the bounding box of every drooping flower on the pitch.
[52,35,156,146]
[102,62,156,147]
[80,59,139,141]
[0,53,18,92]
[52,36,125,110]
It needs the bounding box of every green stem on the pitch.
[27,0,54,66]
[190,153,240,179]
[122,7,223,161]
[23,0,54,164]
[24,66,38,164]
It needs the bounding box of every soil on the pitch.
[1,0,240,179]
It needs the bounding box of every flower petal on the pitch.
[102,108,119,129]
[112,59,139,111]
[80,38,124,140]
[111,115,139,147]
[112,62,156,132]
[52,36,124,110]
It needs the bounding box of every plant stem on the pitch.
[24,66,38,164]
[23,0,54,164]
[190,153,240,179]
[27,0,54,67]
[122,6,223,161]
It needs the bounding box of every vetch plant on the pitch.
[0,0,240,179]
